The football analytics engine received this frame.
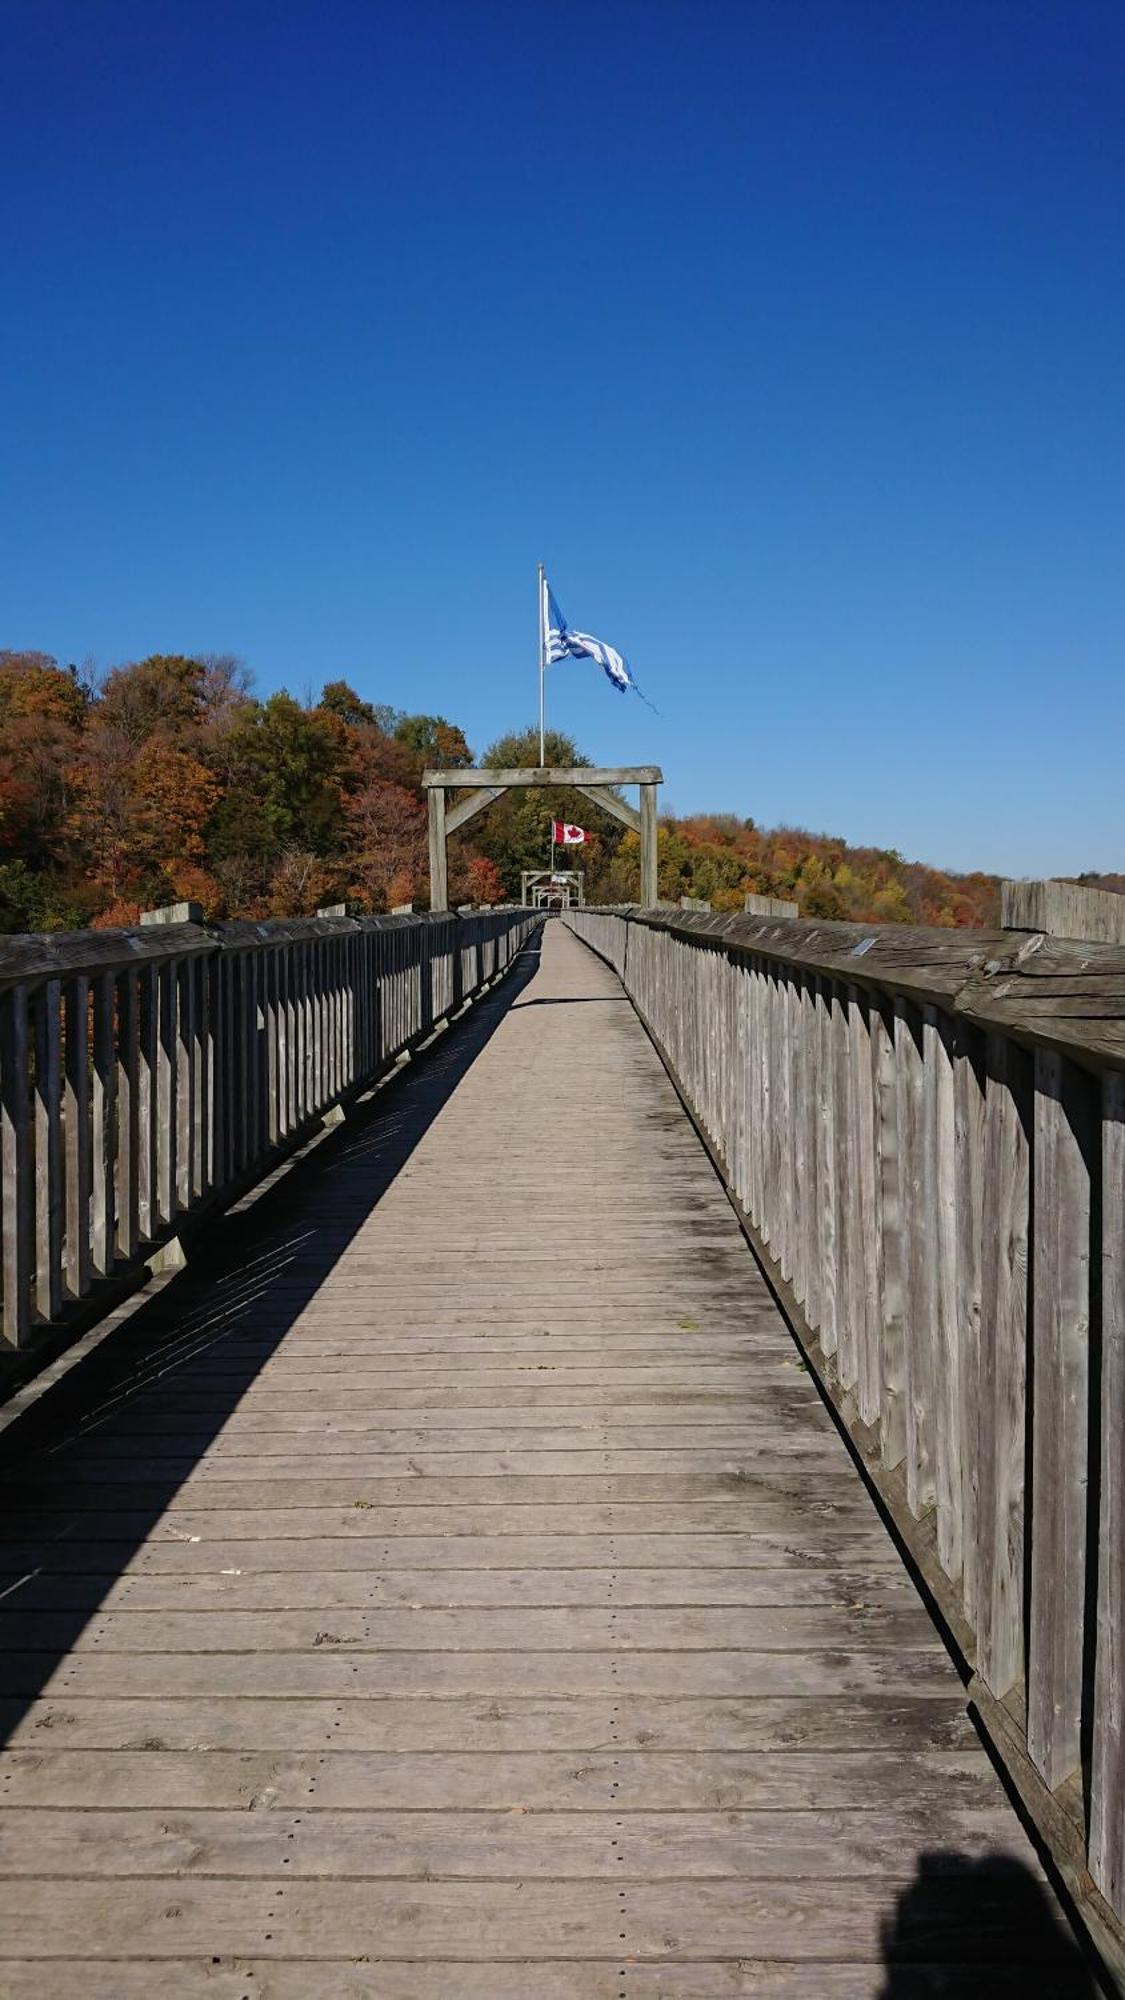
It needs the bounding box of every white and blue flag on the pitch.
[542,577,648,702]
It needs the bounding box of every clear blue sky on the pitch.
[3,0,1122,876]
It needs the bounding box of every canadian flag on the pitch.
[552,821,587,846]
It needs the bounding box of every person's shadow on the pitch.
[878,1852,1101,1997]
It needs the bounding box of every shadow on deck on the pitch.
[0,935,545,1733]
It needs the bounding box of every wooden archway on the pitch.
[421,765,663,911]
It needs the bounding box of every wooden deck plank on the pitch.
[0,1694,980,1753]
[0,1527,903,1570]
[0,1875,1087,1965]
[0,1748,1012,1811]
[0,922,1083,1990]
[0,1648,961,1698]
[0,1803,1040,1878]
[0,1603,942,1654]
[0,1962,1092,1999]
[0,1562,919,1611]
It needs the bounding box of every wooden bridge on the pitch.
[0,904,1121,1993]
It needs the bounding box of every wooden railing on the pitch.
[565,903,1125,1956]
[0,907,538,1360]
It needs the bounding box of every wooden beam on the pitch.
[640,783,658,906]
[422,765,662,789]
[427,788,448,913]
[575,783,640,833]
[446,787,506,837]
[745,892,800,919]
[1002,877,1125,945]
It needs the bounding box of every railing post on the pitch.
[973,1032,1030,1700]
[63,975,92,1300]
[91,969,118,1275]
[0,984,32,1345]
[1028,1048,1093,1788]
[116,967,140,1259]
[32,980,63,1323]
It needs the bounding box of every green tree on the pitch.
[320,681,383,730]
[206,693,344,905]
[0,859,44,931]
[394,714,473,769]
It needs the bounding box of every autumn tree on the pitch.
[345,779,427,910]
[0,635,1008,931]
[394,714,473,771]
[454,853,505,907]
[97,654,208,744]
[0,652,88,867]
[0,651,88,728]
[67,730,219,911]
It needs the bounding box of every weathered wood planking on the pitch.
[1028,1049,1092,1788]
[567,903,1125,1969]
[1092,1071,1125,1911]
[926,1004,961,1580]
[976,1034,1030,1700]
[872,997,905,1471]
[895,1001,935,1516]
[0,1961,1094,2000]
[1002,875,1125,946]
[0,920,1076,1996]
[0,908,535,1365]
[421,764,663,788]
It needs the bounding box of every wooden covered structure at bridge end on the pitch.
[423,765,662,911]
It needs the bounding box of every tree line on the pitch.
[0,646,1068,933]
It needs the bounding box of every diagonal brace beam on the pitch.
[576,784,641,834]
[445,786,507,837]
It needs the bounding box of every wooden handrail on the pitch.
[564,903,1125,1962]
[0,907,538,1361]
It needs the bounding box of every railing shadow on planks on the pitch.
[0,906,539,1378]
[565,901,1125,1974]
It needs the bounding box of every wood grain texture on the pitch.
[567,905,1125,1966]
[954,1023,986,1626]
[895,1002,935,1516]
[1092,1070,1125,1909]
[926,1005,961,1581]
[421,764,663,787]
[1028,1049,1092,1788]
[850,985,881,1427]
[1002,876,1125,946]
[975,1034,1030,1699]
[426,785,448,911]
[872,999,905,1470]
[0,921,1067,1992]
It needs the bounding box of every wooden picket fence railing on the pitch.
[565,902,1125,1953]
[0,906,538,1360]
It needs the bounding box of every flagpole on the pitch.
[537,561,546,768]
